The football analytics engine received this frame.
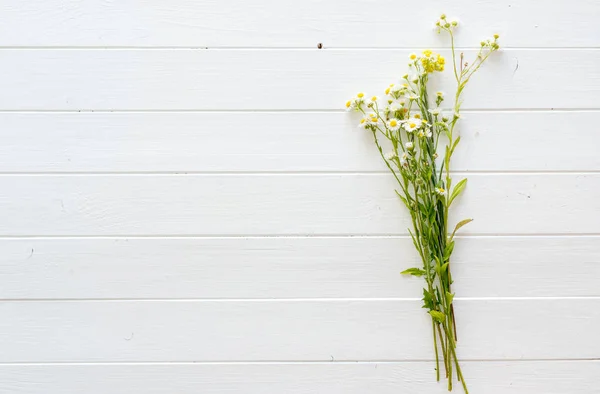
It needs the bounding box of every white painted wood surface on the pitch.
[2,50,599,110]
[2,237,598,299]
[0,111,598,173]
[0,0,598,48]
[0,362,597,394]
[0,174,597,236]
[0,1,598,392]
[0,299,598,362]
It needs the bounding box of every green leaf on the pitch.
[443,241,455,261]
[429,310,446,323]
[401,268,426,277]
[422,289,434,310]
[395,190,410,209]
[448,178,468,206]
[450,136,461,156]
[446,291,455,305]
[450,218,474,240]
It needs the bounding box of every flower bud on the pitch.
[494,34,500,39]
[451,20,458,27]
[440,13,446,19]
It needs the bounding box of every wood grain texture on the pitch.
[0,299,597,362]
[0,361,596,394]
[0,174,596,236]
[1,236,599,299]
[1,0,599,48]
[0,111,597,173]
[1,50,599,110]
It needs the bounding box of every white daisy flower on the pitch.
[367,112,379,124]
[355,92,366,105]
[345,99,355,111]
[389,101,403,112]
[385,151,397,160]
[425,129,433,138]
[391,83,405,93]
[435,187,446,196]
[453,112,463,120]
[402,117,422,133]
[436,91,445,98]
[405,141,414,150]
[399,153,409,167]
[428,108,441,116]
[406,93,419,101]
[387,118,401,131]
[358,117,370,129]
[384,84,395,96]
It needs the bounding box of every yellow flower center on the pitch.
[423,49,432,57]
[410,54,417,60]
[409,123,416,128]
[385,87,391,95]
[357,93,364,98]
[389,120,397,127]
[371,96,377,101]
[345,101,352,108]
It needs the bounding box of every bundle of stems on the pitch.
[345,15,499,393]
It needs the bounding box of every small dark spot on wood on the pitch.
[317,43,323,49]
[330,355,334,362]
[27,248,34,260]
[124,332,134,341]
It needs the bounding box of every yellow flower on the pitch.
[423,49,432,57]
[409,53,417,60]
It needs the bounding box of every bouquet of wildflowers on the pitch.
[345,15,499,393]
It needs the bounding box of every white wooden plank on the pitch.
[0,111,598,173]
[0,174,596,236]
[0,361,596,394]
[1,0,599,48]
[1,50,599,110]
[0,299,596,362]
[2,236,598,299]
